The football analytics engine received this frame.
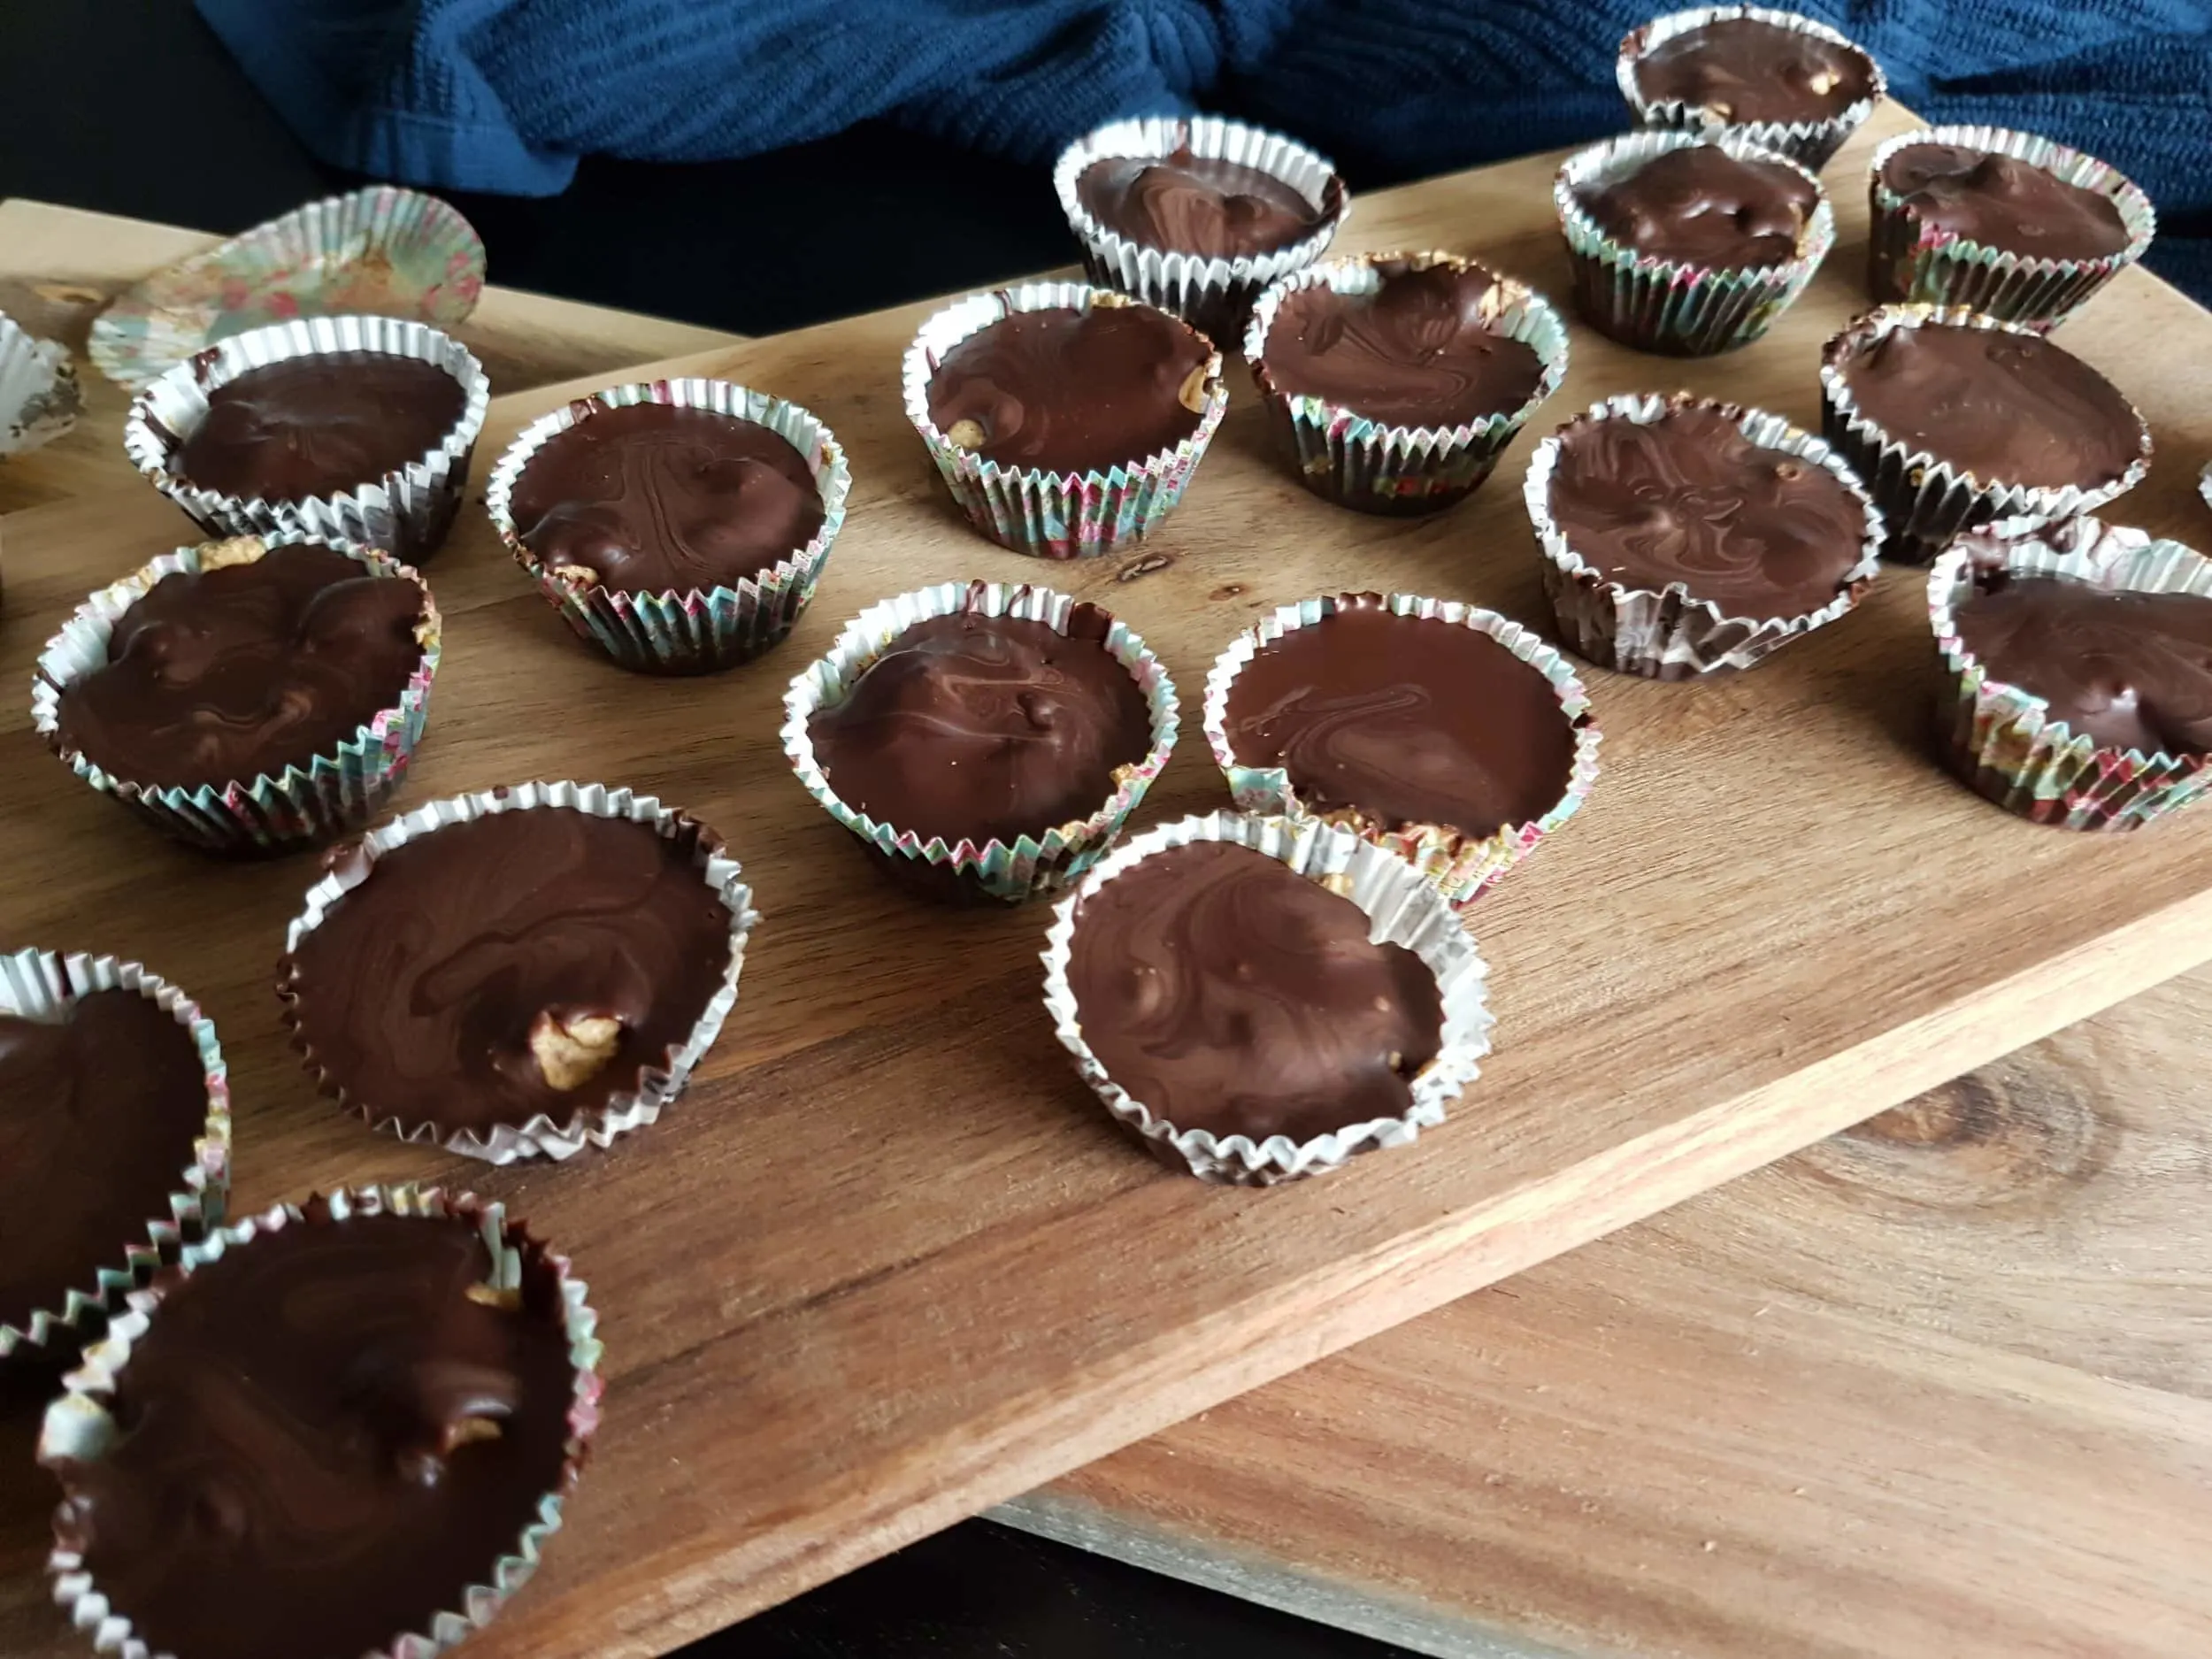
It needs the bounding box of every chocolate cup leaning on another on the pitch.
[1617,5,1886,172]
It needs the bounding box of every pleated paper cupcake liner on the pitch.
[40,1184,603,1659]
[902,283,1227,558]
[1041,810,1495,1185]
[1820,304,2151,565]
[1053,114,1350,344]
[1243,252,1571,515]
[1928,516,2212,830]
[0,311,82,457]
[1202,594,1600,911]
[1523,392,1885,678]
[0,949,230,1363]
[33,532,442,855]
[1555,131,1834,356]
[123,313,490,564]
[1617,5,1886,172]
[278,780,757,1163]
[485,379,850,673]
[783,581,1179,902]
[1867,126,2155,329]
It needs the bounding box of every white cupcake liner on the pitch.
[0,949,230,1361]
[1041,810,1495,1185]
[32,531,442,853]
[1820,303,2152,564]
[1243,252,1571,514]
[39,1184,603,1659]
[0,311,82,457]
[1617,5,1886,171]
[485,379,850,673]
[783,581,1179,902]
[1929,516,2212,830]
[277,780,757,1164]
[122,313,490,564]
[1523,391,1885,677]
[1202,593,1601,911]
[1053,114,1350,343]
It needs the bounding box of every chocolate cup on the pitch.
[1617,5,1886,172]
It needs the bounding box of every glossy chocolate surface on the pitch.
[177,351,464,503]
[1581,145,1818,268]
[1633,17,1874,124]
[1880,143,2131,264]
[1077,148,1323,259]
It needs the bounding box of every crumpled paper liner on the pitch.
[1617,4,1886,171]
[0,311,82,457]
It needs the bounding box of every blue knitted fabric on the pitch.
[196,0,2212,297]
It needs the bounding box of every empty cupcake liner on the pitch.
[1202,593,1600,911]
[1617,5,1886,171]
[784,581,1179,902]
[1820,303,2152,565]
[0,949,230,1362]
[1523,391,1885,678]
[0,311,82,457]
[40,1184,603,1659]
[1928,516,2212,831]
[1053,114,1350,344]
[1243,252,1571,515]
[1866,126,2155,330]
[1041,810,1495,1185]
[33,531,442,854]
[485,379,850,673]
[278,780,757,1164]
[122,313,490,564]
[1555,130,1834,356]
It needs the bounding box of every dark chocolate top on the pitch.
[1067,840,1443,1143]
[0,990,206,1333]
[1076,147,1324,258]
[1880,142,2131,264]
[1954,574,2212,754]
[1261,261,1546,428]
[285,809,733,1136]
[809,605,1153,848]
[1222,603,1577,841]
[53,541,427,790]
[1548,405,1866,619]
[1838,322,2142,491]
[926,304,1211,475]
[1633,17,1875,124]
[51,1205,574,1659]
[176,351,465,503]
[509,402,825,594]
[1581,144,1819,268]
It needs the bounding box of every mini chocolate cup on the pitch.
[1243,251,1571,515]
[485,379,850,674]
[39,1184,603,1659]
[0,311,81,457]
[783,580,1179,903]
[1617,5,1886,172]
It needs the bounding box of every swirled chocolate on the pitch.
[1581,145,1818,268]
[1880,143,2131,264]
[1066,840,1443,1143]
[176,351,465,502]
[1954,574,2212,754]
[49,1203,575,1659]
[809,604,1153,848]
[283,808,733,1137]
[509,402,824,594]
[1632,18,1874,124]
[1548,405,1866,619]
[1077,148,1323,259]
[53,541,428,789]
[0,990,206,1334]
[926,305,1211,475]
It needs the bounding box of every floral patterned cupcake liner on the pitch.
[1617,5,1886,171]
[0,311,82,457]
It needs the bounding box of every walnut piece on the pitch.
[529,1010,624,1091]
[1178,365,1213,415]
[945,418,987,451]
[197,536,267,572]
[551,562,601,590]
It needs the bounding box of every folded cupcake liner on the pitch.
[0,949,230,1362]
[1555,130,1834,356]
[1820,304,2152,565]
[1243,252,1571,515]
[1053,114,1350,344]
[1616,5,1886,171]
[1866,126,2156,330]
[278,780,757,1164]
[40,1184,603,1659]
[1928,516,2212,831]
[485,379,850,674]
[122,313,490,564]
[1202,593,1600,912]
[902,282,1226,558]
[783,581,1179,902]
[1041,810,1495,1185]
[32,531,442,854]
[0,310,82,457]
[1523,391,1885,678]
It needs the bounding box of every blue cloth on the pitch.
[196,0,2212,297]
